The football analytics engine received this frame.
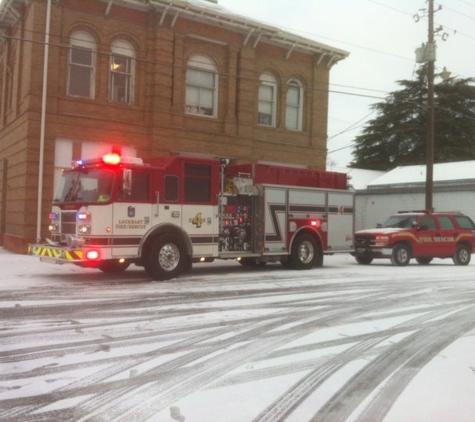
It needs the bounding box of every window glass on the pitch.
[258,73,277,127]
[164,175,179,202]
[286,79,303,131]
[438,216,455,230]
[419,216,437,229]
[185,55,218,117]
[185,164,211,203]
[127,172,149,201]
[68,31,96,98]
[455,215,475,229]
[110,39,135,104]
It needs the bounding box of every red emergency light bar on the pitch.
[72,153,143,168]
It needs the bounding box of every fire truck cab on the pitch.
[29,153,354,280]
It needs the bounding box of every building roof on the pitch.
[367,161,475,189]
[0,0,349,66]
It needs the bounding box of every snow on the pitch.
[367,160,475,188]
[2,248,475,421]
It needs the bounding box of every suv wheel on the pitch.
[415,257,432,265]
[391,243,411,266]
[453,244,471,266]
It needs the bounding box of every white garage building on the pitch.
[343,161,475,231]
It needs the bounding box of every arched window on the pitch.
[258,72,277,127]
[185,54,218,117]
[110,39,135,104]
[286,78,303,131]
[68,30,96,98]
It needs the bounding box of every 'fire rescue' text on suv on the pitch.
[353,211,475,266]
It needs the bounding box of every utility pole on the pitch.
[425,0,435,211]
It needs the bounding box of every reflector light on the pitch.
[102,153,121,165]
[86,250,100,260]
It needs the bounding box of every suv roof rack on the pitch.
[397,210,430,214]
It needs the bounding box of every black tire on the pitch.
[390,243,411,266]
[453,244,471,266]
[355,255,373,265]
[98,260,130,273]
[290,234,321,270]
[415,257,433,265]
[145,235,187,280]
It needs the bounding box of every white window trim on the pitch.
[258,72,277,127]
[286,78,304,131]
[67,30,96,99]
[109,39,136,105]
[185,54,218,118]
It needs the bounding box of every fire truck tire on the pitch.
[98,260,130,273]
[290,234,320,270]
[390,243,411,266]
[453,244,471,265]
[415,257,433,265]
[355,255,373,265]
[146,235,187,280]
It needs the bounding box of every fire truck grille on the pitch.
[354,235,372,248]
[61,211,77,235]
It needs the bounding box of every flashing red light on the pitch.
[49,213,58,220]
[86,250,100,260]
[102,153,121,165]
[311,220,321,228]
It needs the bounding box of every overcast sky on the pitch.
[218,0,475,168]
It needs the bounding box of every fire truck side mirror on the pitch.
[123,169,132,196]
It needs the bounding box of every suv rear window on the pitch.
[454,215,475,229]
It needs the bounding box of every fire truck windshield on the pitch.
[381,215,418,229]
[54,169,115,203]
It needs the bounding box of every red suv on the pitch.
[354,211,475,266]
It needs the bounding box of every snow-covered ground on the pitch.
[1,248,475,421]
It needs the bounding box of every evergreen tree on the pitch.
[350,67,475,170]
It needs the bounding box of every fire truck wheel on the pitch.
[146,235,187,280]
[453,244,471,266]
[98,260,130,273]
[355,255,373,265]
[415,257,433,265]
[390,243,411,266]
[290,234,320,270]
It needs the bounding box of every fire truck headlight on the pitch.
[78,225,91,234]
[375,235,390,246]
[48,224,59,232]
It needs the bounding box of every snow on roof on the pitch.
[329,167,385,190]
[367,160,475,189]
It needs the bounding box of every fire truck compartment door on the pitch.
[112,203,152,257]
[263,187,287,253]
[327,191,355,251]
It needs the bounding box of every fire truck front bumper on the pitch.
[28,243,83,265]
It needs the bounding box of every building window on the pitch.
[286,79,303,131]
[68,31,96,98]
[258,72,277,127]
[110,39,135,104]
[185,54,218,117]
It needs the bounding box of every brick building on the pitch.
[0,0,348,253]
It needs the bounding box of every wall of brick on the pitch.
[0,0,343,252]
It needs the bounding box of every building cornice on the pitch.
[0,0,349,66]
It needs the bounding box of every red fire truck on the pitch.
[28,153,354,280]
